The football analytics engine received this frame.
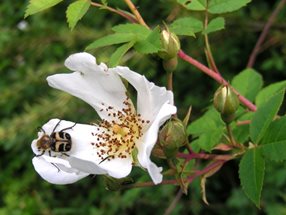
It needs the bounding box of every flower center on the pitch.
[91,97,149,163]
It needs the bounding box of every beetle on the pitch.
[36,120,76,157]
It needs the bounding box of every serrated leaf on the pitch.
[86,33,135,50]
[112,23,150,39]
[239,148,265,208]
[231,68,263,102]
[188,107,224,151]
[208,0,252,14]
[177,0,206,11]
[134,27,162,54]
[109,41,134,67]
[170,17,203,36]
[255,80,286,107]
[260,116,286,161]
[250,90,285,144]
[203,17,225,34]
[25,0,63,17]
[66,0,90,30]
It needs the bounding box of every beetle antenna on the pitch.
[52,120,62,133]
[60,122,77,132]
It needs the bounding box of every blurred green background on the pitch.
[1,0,286,214]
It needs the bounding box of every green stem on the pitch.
[204,4,220,75]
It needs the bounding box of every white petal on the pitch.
[32,157,88,184]
[71,153,133,178]
[33,118,132,178]
[114,66,174,121]
[31,119,106,175]
[47,52,127,120]
[136,103,177,184]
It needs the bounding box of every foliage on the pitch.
[1,0,286,214]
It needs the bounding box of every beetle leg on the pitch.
[35,150,45,157]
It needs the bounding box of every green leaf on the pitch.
[250,90,285,144]
[109,41,135,67]
[239,148,265,208]
[86,33,135,50]
[177,0,206,11]
[134,27,162,54]
[25,0,63,17]
[208,0,252,14]
[260,116,286,161]
[231,68,263,102]
[203,17,225,34]
[112,24,150,39]
[188,107,224,151]
[170,17,204,36]
[255,80,286,107]
[191,128,224,152]
[66,0,90,30]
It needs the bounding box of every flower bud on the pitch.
[158,29,181,60]
[159,118,187,158]
[103,176,133,191]
[213,85,240,123]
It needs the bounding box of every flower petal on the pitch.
[70,155,133,179]
[32,157,88,184]
[136,103,177,184]
[31,119,107,175]
[114,66,174,121]
[33,118,132,179]
[47,52,127,120]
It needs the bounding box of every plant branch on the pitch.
[177,152,234,161]
[247,0,286,68]
[204,3,220,75]
[123,0,149,28]
[178,50,257,112]
[90,1,137,23]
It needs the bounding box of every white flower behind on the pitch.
[32,52,176,185]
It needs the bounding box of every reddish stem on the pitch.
[178,50,257,112]
[247,0,286,68]
[177,152,233,161]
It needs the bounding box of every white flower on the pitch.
[32,52,176,185]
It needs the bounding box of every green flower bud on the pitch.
[158,29,181,60]
[159,118,187,158]
[213,85,240,123]
[103,176,133,191]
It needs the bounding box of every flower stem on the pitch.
[247,0,286,68]
[177,50,257,112]
[167,72,173,91]
[123,0,150,29]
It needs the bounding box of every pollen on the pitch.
[91,97,150,163]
